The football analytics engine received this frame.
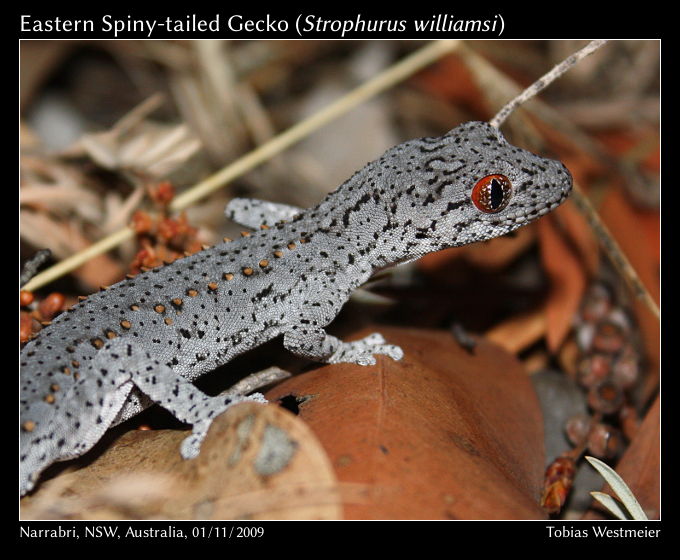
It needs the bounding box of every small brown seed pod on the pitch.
[586,423,621,459]
[565,414,591,447]
[577,354,612,388]
[587,382,624,414]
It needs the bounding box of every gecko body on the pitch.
[20,121,571,495]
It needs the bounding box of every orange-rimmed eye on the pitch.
[471,174,512,213]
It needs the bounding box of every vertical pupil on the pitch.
[489,178,504,209]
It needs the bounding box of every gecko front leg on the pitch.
[281,271,403,366]
[283,327,403,366]
[95,339,266,459]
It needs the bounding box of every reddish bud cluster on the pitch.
[540,456,576,514]
[129,183,203,274]
[20,290,68,343]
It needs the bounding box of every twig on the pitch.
[223,366,293,397]
[21,40,461,293]
[461,42,625,171]
[20,249,51,287]
[490,40,608,128]
[470,41,658,321]
[111,93,166,136]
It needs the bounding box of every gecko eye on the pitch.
[471,174,512,213]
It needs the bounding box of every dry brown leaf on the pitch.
[558,196,600,276]
[537,204,589,352]
[20,403,341,520]
[20,211,124,290]
[459,224,538,270]
[598,185,659,395]
[21,155,105,223]
[416,224,537,280]
[76,122,201,178]
[416,246,465,276]
[485,309,546,355]
[265,326,546,519]
[412,53,491,118]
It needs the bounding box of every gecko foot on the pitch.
[328,332,404,366]
[180,392,267,459]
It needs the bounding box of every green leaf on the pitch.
[590,491,630,520]
[585,456,648,520]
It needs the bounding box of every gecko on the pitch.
[20,121,572,496]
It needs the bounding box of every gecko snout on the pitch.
[557,161,573,196]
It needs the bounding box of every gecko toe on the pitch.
[386,345,404,361]
[180,434,202,459]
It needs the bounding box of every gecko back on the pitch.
[20,121,571,496]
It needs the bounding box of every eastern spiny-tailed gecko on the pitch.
[20,121,572,495]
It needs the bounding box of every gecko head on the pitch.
[392,121,572,252]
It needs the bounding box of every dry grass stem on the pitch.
[168,40,461,212]
[223,367,293,397]
[22,40,461,292]
[490,40,608,128]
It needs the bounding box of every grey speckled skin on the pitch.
[20,121,572,495]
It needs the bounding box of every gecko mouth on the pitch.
[511,162,572,224]
[496,188,569,227]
